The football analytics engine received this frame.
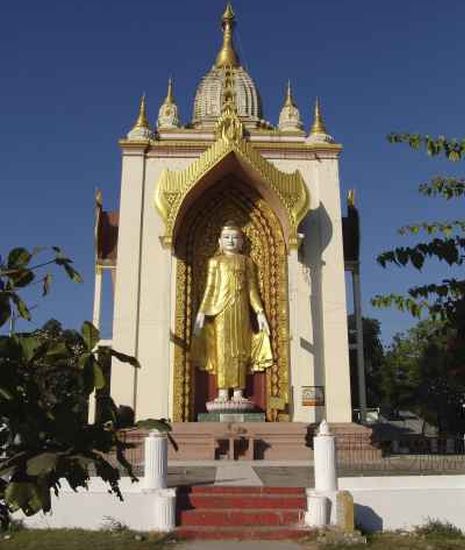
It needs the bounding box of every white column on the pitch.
[305,493,330,527]
[88,265,103,424]
[92,265,103,330]
[314,420,338,492]
[111,145,147,410]
[305,420,338,528]
[315,154,352,423]
[152,488,177,532]
[144,430,168,490]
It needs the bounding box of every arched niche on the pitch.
[171,174,290,422]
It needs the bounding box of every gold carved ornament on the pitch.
[171,180,290,421]
[154,108,310,250]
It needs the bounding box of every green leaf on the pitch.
[136,418,171,432]
[63,262,82,283]
[17,334,42,362]
[10,268,34,288]
[42,273,52,296]
[44,341,69,360]
[93,364,106,390]
[0,386,13,401]
[4,481,46,516]
[26,453,58,476]
[7,248,31,269]
[0,294,11,327]
[81,321,100,350]
[11,293,31,321]
[110,349,140,368]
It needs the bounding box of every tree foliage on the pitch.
[0,247,168,522]
[348,316,385,407]
[372,133,465,357]
[381,319,465,433]
[0,246,81,329]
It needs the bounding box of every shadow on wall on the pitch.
[301,202,334,424]
[355,503,383,532]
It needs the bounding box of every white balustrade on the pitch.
[144,430,168,490]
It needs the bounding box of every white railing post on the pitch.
[305,419,338,528]
[144,430,168,490]
[153,488,177,532]
[314,419,337,493]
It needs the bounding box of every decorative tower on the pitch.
[126,94,152,141]
[157,78,181,130]
[98,4,353,437]
[306,97,334,144]
[192,3,265,129]
[278,81,303,132]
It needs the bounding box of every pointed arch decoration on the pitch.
[154,123,310,250]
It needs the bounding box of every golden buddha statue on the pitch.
[192,221,273,402]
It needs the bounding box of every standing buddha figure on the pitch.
[192,221,273,403]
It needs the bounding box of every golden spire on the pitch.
[164,77,174,105]
[348,189,356,207]
[284,80,296,108]
[215,3,240,68]
[310,97,328,135]
[132,93,149,130]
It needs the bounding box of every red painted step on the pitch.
[185,486,305,495]
[176,485,309,539]
[180,508,302,527]
[179,494,306,509]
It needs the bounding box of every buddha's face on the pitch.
[219,228,243,254]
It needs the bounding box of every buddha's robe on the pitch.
[192,253,273,389]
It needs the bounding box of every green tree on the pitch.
[381,319,465,433]
[348,315,385,408]
[373,134,465,324]
[372,133,465,394]
[0,247,168,523]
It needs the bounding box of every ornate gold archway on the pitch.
[172,176,289,421]
[154,110,311,421]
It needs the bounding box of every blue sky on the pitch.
[1,0,464,344]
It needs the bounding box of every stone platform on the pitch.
[121,422,380,463]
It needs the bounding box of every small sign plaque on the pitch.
[302,386,325,407]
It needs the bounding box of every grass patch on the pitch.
[0,529,173,549]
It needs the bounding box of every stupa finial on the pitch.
[284,80,296,108]
[165,77,174,104]
[127,93,152,140]
[310,97,328,136]
[157,78,181,129]
[215,3,240,68]
[133,93,149,130]
[278,80,303,132]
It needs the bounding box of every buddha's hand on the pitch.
[257,311,270,335]
[193,312,205,337]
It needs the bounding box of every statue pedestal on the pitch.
[198,412,265,422]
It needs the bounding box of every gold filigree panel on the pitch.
[172,177,290,422]
[155,135,310,250]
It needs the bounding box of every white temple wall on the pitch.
[133,156,194,420]
[111,147,146,409]
[307,155,352,423]
[269,155,351,423]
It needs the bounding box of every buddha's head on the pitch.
[219,221,244,254]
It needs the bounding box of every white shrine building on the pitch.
[93,4,362,436]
